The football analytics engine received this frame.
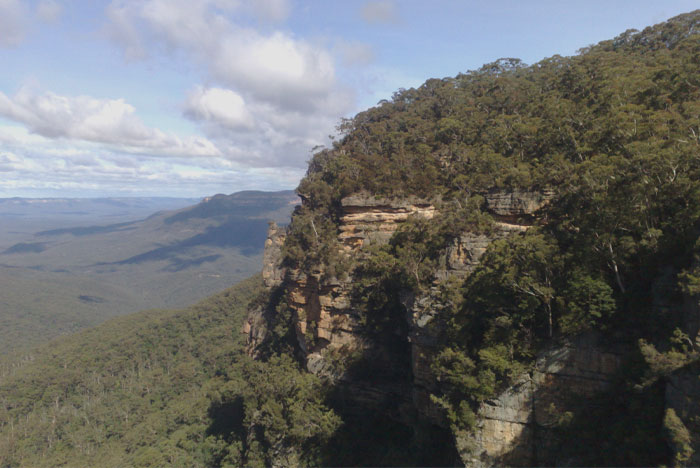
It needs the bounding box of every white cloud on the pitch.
[360,0,399,24]
[105,0,357,169]
[37,0,63,23]
[0,151,27,172]
[181,83,353,168]
[185,86,254,130]
[212,31,336,110]
[115,0,337,110]
[0,87,221,158]
[0,0,27,47]
[0,123,303,197]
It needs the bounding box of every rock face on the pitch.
[253,191,548,366]
[261,222,286,288]
[460,333,623,467]
[338,193,436,250]
[243,222,286,354]
[247,189,627,466]
[484,190,554,218]
[280,193,439,367]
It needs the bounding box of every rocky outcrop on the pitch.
[436,223,529,281]
[250,191,548,366]
[485,190,554,218]
[243,222,286,354]
[262,222,286,288]
[246,189,630,467]
[338,193,436,250]
[273,194,438,371]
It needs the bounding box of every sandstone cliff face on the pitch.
[275,193,439,369]
[484,190,554,219]
[338,194,436,250]
[243,222,285,355]
[247,189,627,466]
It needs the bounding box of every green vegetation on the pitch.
[0,277,337,467]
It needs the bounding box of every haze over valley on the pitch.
[0,191,297,354]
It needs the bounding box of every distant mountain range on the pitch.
[0,196,201,223]
[0,190,298,355]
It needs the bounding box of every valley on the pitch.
[0,191,298,355]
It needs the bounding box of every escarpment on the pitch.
[244,189,632,466]
[246,182,700,466]
[338,194,437,250]
[249,191,546,367]
[4,11,700,468]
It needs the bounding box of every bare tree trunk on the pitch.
[608,242,626,293]
[310,218,319,240]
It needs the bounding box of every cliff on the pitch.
[246,189,635,465]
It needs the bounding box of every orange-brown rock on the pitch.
[338,193,436,250]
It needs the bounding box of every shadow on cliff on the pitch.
[495,344,670,467]
[317,341,460,467]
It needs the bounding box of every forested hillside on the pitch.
[0,276,338,467]
[1,10,700,467]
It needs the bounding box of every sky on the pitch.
[0,0,697,198]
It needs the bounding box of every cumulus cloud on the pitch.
[110,0,337,110]
[212,31,336,110]
[37,0,63,23]
[0,87,221,157]
[105,0,356,168]
[180,83,353,168]
[360,0,399,24]
[0,0,27,47]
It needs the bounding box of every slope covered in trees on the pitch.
[0,277,338,467]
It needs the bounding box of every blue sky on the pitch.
[0,0,697,198]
